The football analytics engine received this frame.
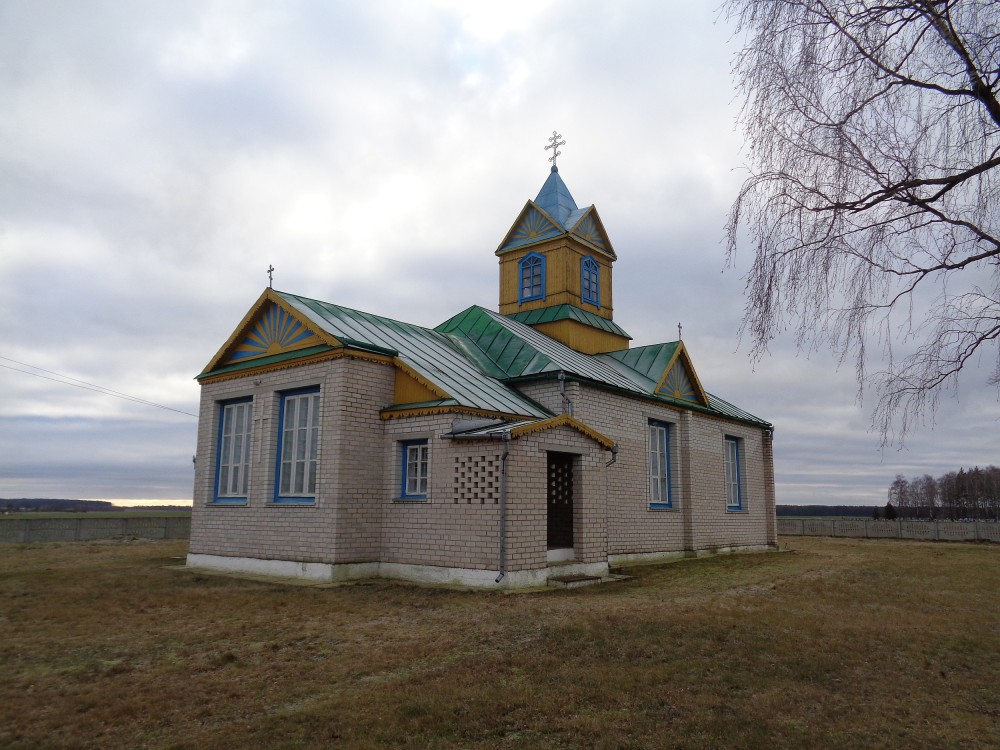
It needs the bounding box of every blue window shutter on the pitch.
[581,256,600,307]
[518,253,546,303]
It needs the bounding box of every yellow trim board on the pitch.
[509,414,615,450]
[199,349,394,385]
[392,360,451,401]
[381,406,532,421]
[394,367,448,404]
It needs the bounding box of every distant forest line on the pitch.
[887,466,1000,521]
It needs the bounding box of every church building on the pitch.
[187,145,777,588]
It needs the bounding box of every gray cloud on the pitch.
[1,1,995,505]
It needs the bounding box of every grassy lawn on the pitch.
[1,537,997,749]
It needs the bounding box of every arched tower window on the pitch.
[519,252,545,303]
[581,256,600,307]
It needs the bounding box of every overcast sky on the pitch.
[1,0,997,506]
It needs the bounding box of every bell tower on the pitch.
[495,134,630,354]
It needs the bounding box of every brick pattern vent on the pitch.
[455,455,499,504]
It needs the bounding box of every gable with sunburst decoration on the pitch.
[225,303,325,364]
[499,204,563,251]
[569,209,610,253]
[654,345,708,405]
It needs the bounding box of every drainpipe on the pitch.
[558,371,573,417]
[604,444,618,570]
[495,430,511,584]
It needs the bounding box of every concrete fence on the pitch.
[778,518,1000,543]
[0,516,191,543]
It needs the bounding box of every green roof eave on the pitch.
[380,398,460,412]
[337,337,399,356]
[505,371,772,430]
[505,304,632,339]
[197,344,338,380]
[197,337,398,381]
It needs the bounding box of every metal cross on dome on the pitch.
[267,264,275,288]
[544,130,565,169]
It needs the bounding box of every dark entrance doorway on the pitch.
[547,452,574,549]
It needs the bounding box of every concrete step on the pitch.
[547,574,603,589]
[547,572,630,589]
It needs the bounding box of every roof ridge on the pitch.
[277,290,444,336]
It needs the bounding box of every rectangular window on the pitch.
[648,420,672,508]
[725,436,743,510]
[401,439,429,499]
[216,399,252,501]
[276,388,320,501]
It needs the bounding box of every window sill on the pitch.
[394,497,428,503]
[648,503,676,511]
[726,506,748,513]
[267,499,316,507]
[209,499,247,506]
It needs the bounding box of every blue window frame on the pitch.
[274,387,320,503]
[400,440,429,499]
[648,420,673,509]
[725,436,744,510]
[581,256,600,307]
[518,252,545,303]
[215,398,252,503]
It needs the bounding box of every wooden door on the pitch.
[547,452,574,549]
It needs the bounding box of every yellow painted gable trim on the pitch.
[201,288,342,375]
[509,414,615,450]
[654,342,709,407]
[381,406,530,421]
[198,349,394,385]
[392,360,451,401]
[394,367,447,404]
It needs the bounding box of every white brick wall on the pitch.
[191,357,775,578]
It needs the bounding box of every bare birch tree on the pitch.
[725,0,1000,443]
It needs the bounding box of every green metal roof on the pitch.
[506,304,632,339]
[276,292,549,419]
[600,342,678,381]
[438,306,771,428]
[705,393,771,426]
[205,291,770,430]
[437,306,643,388]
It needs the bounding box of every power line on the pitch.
[0,356,198,418]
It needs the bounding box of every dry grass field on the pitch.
[1,537,997,749]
